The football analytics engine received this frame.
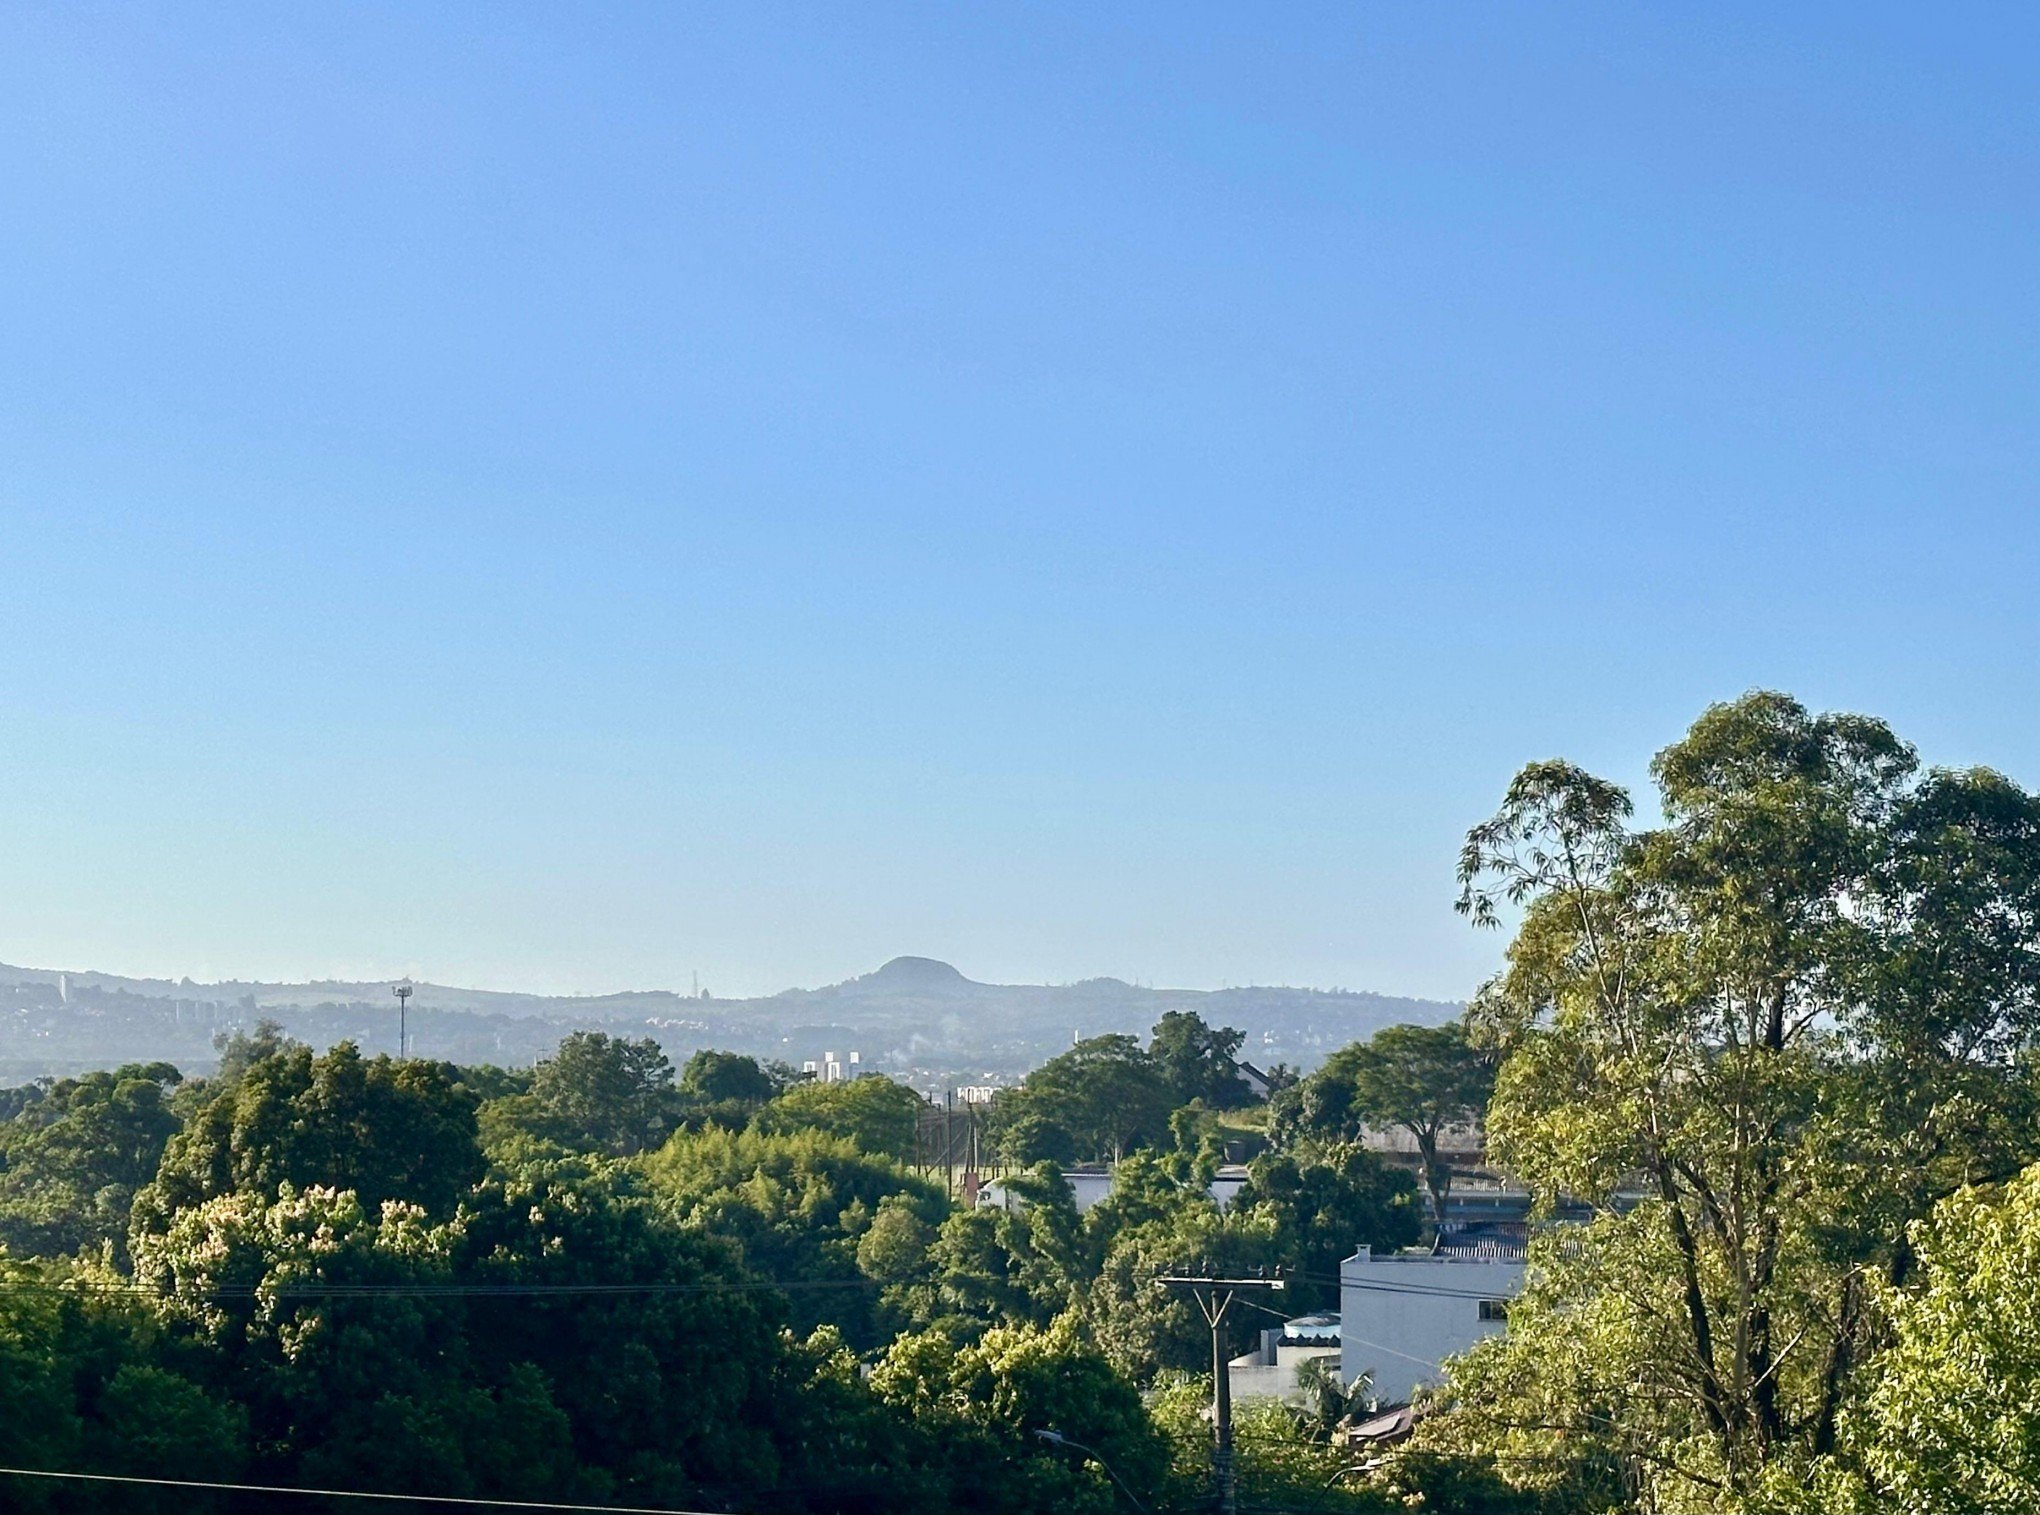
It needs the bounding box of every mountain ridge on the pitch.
[0,955,1463,1085]
[0,954,1446,1012]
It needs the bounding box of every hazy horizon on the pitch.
[0,949,1461,1006]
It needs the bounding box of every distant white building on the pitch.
[802,1051,864,1083]
[975,1164,1251,1214]
[1228,1312,1342,1404]
[1340,1243,1524,1406]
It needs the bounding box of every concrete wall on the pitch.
[976,1165,1249,1213]
[1339,1248,1524,1406]
[1227,1344,1341,1405]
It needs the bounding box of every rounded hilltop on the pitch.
[850,956,976,994]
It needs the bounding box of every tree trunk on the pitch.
[1415,1127,1450,1252]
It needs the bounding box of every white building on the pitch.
[1339,1243,1524,1407]
[1228,1312,1341,1404]
[974,1164,1251,1214]
[801,1051,863,1083]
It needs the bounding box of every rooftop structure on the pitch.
[1228,1312,1343,1405]
[1340,1244,1525,1407]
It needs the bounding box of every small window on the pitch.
[1478,1299,1510,1322]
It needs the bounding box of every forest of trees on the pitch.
[0,1004,1434,1511]
[5,693,2040,1514]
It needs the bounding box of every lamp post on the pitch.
[1031,1430,1147,1512]
[392,984,412,1060]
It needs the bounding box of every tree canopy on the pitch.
[750,1074,925,1161]
[1832,1161,2040,1514]
[990,1033,1177,1163]
[1149,1009,1253,1110]
[0,1000,1440,1512]
[0,1063,182,1260]
[527,1030,678,1155]
[1418,691,2040,1510]
[1281,1020,1492,1239]
[132,1041,482,1241]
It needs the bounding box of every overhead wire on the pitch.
[0,1465,723,1513]
[0,1267,1512,1305]
[0,1275,882,1299]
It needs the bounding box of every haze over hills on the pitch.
[0,955,1462,1089]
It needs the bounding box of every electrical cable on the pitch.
[0,1276,881,1299]
[0,1271,1513,1304]
[1289,1270,1517,1302]
[0,1465,722,1513]
[1335,1330,1441,1371]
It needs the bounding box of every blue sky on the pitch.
[1,4,2034,999]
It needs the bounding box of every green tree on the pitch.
[1287,1022,1493,1242]
[0,1254,248,1514]
[1082,1150,1200,1248]
[528,1031,677,1155]
[642,1124,944,1344]
[990,1035,1175,1163]
[0,1062,182,1259]
[1438,693,2040,1508]
[1152,1376,1394,1514]
[899,1164,1089,1338]
[132,1041,482,1242]
[128,1164,811,1506]
[1084,1206,1235,1381]
[856,1192,938,1286]
[1149,1009,1252,1110]
[871,1317,1174,1515]
[448,1163,796,1498]
[750,1075,925,1160]
[211,1019,300,1083]
[88,1361,250,1501]
[1231,1141,1421,1308]
[685,1052,779,1117]
[1827,1161,2040,1514]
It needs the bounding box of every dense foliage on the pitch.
[1277,1021,1493,1236]
[0,1000,1429,1512]
[0,1063,181,1260]
[1411,692,2040,1513]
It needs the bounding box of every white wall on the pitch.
[1339,1248,1524,1406]
[1228,1344,1340,1405]
[976,1165,1249,1213]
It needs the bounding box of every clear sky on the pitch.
[1,5,2034,1000]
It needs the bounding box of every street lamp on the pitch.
[392,984,412,1060]
[1032,1430,1147,1513]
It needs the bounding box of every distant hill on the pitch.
[0,955,1462,1090]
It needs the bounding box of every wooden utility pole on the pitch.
[1159,1271,1285,1515]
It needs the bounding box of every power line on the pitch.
[0,1269,1507,1299]
[0,1270,1505,1304]
[1338,1330,1442,1371]
[1289,1271,1515,1302]
[0,1276,882,1300]
[0,1464,721,1513]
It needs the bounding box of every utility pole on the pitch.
[1159,1270,1285,1515]
[392,984,412,1060]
